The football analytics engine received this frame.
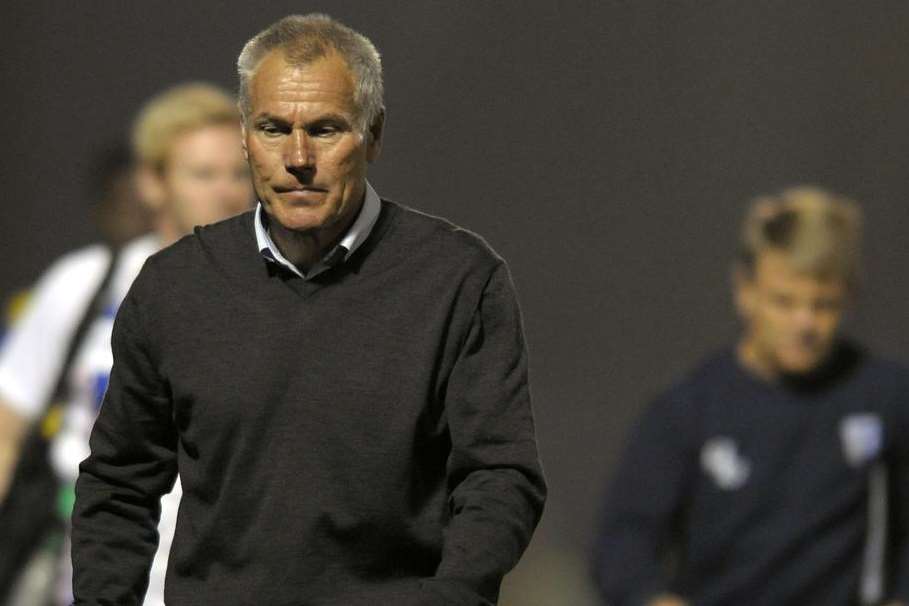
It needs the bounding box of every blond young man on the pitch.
[0,82,252,605]
[595,188,909,606]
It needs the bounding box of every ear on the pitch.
[732,264,754,320]
[365,110,385,163]
[136,165,166,212]
[240,122,250,162]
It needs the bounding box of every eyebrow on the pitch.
[253,112,353,127]
[252,113,290,126]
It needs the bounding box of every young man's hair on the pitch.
[737,186,863,289]
[132,82,240,172]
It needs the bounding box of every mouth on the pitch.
[275,186,328,203]
[781,339,824,362]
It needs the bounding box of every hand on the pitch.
[0,400,29,504]
[646,595,689,606]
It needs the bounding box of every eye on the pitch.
[190,167,216,180]
[814,297,840,312]
[771,293,794,309]
[310,124,340,138]
[256,121,287,137]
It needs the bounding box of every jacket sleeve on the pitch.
[593,389,696,606]
[71,264,178,605]
[422,261,547,606]
[885,369,909,605]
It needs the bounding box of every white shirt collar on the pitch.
[254,181,381,279]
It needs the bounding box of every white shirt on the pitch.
[253,181,381,279]
[0,235,157,420]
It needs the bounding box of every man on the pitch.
[90,141,154,248]
[0,82,252,605]
[594,188,909,606]
[72,13,546,606]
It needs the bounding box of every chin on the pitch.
[271,205,330,233]
[280,217,323,233]
[777,351,824,375]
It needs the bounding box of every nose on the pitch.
[792,304,821,333]
[284,129,314,176]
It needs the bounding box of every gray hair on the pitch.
[237,13,384,133]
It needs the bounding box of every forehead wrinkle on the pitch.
[265,93,357,126]
[274,79,349,99]
[252,54,357,123]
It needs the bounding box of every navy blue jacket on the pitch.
[594,343,909,606]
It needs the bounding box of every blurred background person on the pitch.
[0,142,150,348]
[89,141,154,250]
[0,82,252,605]
[593,187,909,606]
[0,139,150,605]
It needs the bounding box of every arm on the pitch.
[0,248,118,505]
[885,371,909,606]
[0,400,28,504]
[593,390,695,606]
[422,262,547,606]
[71,270,178,605]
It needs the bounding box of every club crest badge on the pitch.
[840,413,882,468]
[701,437,751,490]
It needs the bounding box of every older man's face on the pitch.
[243,50,380,235]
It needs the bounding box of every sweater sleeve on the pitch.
[422,261,547,606]
[593,389,695,606]
[71,265,178,605]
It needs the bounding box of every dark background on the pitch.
[3,2,909,603]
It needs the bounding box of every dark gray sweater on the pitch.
[72,200,546,606]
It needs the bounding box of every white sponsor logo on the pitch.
[701,437,751,490]
[840,413,882,468]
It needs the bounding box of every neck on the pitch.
[269,194,364,273]
[155,214,182,248]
